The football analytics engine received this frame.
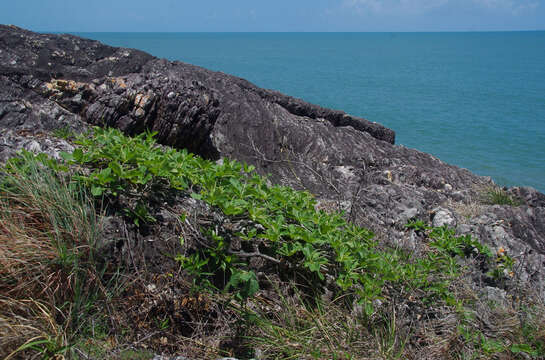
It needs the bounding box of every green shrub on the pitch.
[58,127,493,311]
[8,128,503,312]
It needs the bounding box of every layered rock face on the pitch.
[1,25,544,296]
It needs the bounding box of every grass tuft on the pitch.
[52,126,76,140]
[482,186,521,206]
[0,152,107,359]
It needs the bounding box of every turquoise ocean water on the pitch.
[77,32,545,192]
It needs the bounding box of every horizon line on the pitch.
[49,29,545,34]
[4,24,543,34]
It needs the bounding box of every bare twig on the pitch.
[228,242,281,264]
[228,249,281,264]
[123,221,141,279]
[72,346,92,360]
[118,331,161,352]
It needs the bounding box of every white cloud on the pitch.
[343,0,449,15]
[472,0,540,14]
[344,0,541,15]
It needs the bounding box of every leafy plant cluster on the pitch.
[57,128,378,303]
[13,128,509,311]
[405,219,516,285]
[405,219,491,257]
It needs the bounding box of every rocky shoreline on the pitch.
[2,24,544,294]
[1,25,545,358]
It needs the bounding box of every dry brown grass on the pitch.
[235,272,545,359]
[0,200,57,297]
[448,197,485,222]
[0,298,68,360]
[448,183,524,223]
[0,158,103,359]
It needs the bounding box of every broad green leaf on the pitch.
[91,185,104,196]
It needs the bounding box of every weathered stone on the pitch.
[431,207,457,228]
[0,129,76,163]
[481,286,509,307]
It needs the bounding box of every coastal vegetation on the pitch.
[1,128,544,359]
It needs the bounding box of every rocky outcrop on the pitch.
[1,24,545,298]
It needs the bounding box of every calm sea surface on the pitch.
[76,32,545,192]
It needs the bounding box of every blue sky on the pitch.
[1,0,544,32]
